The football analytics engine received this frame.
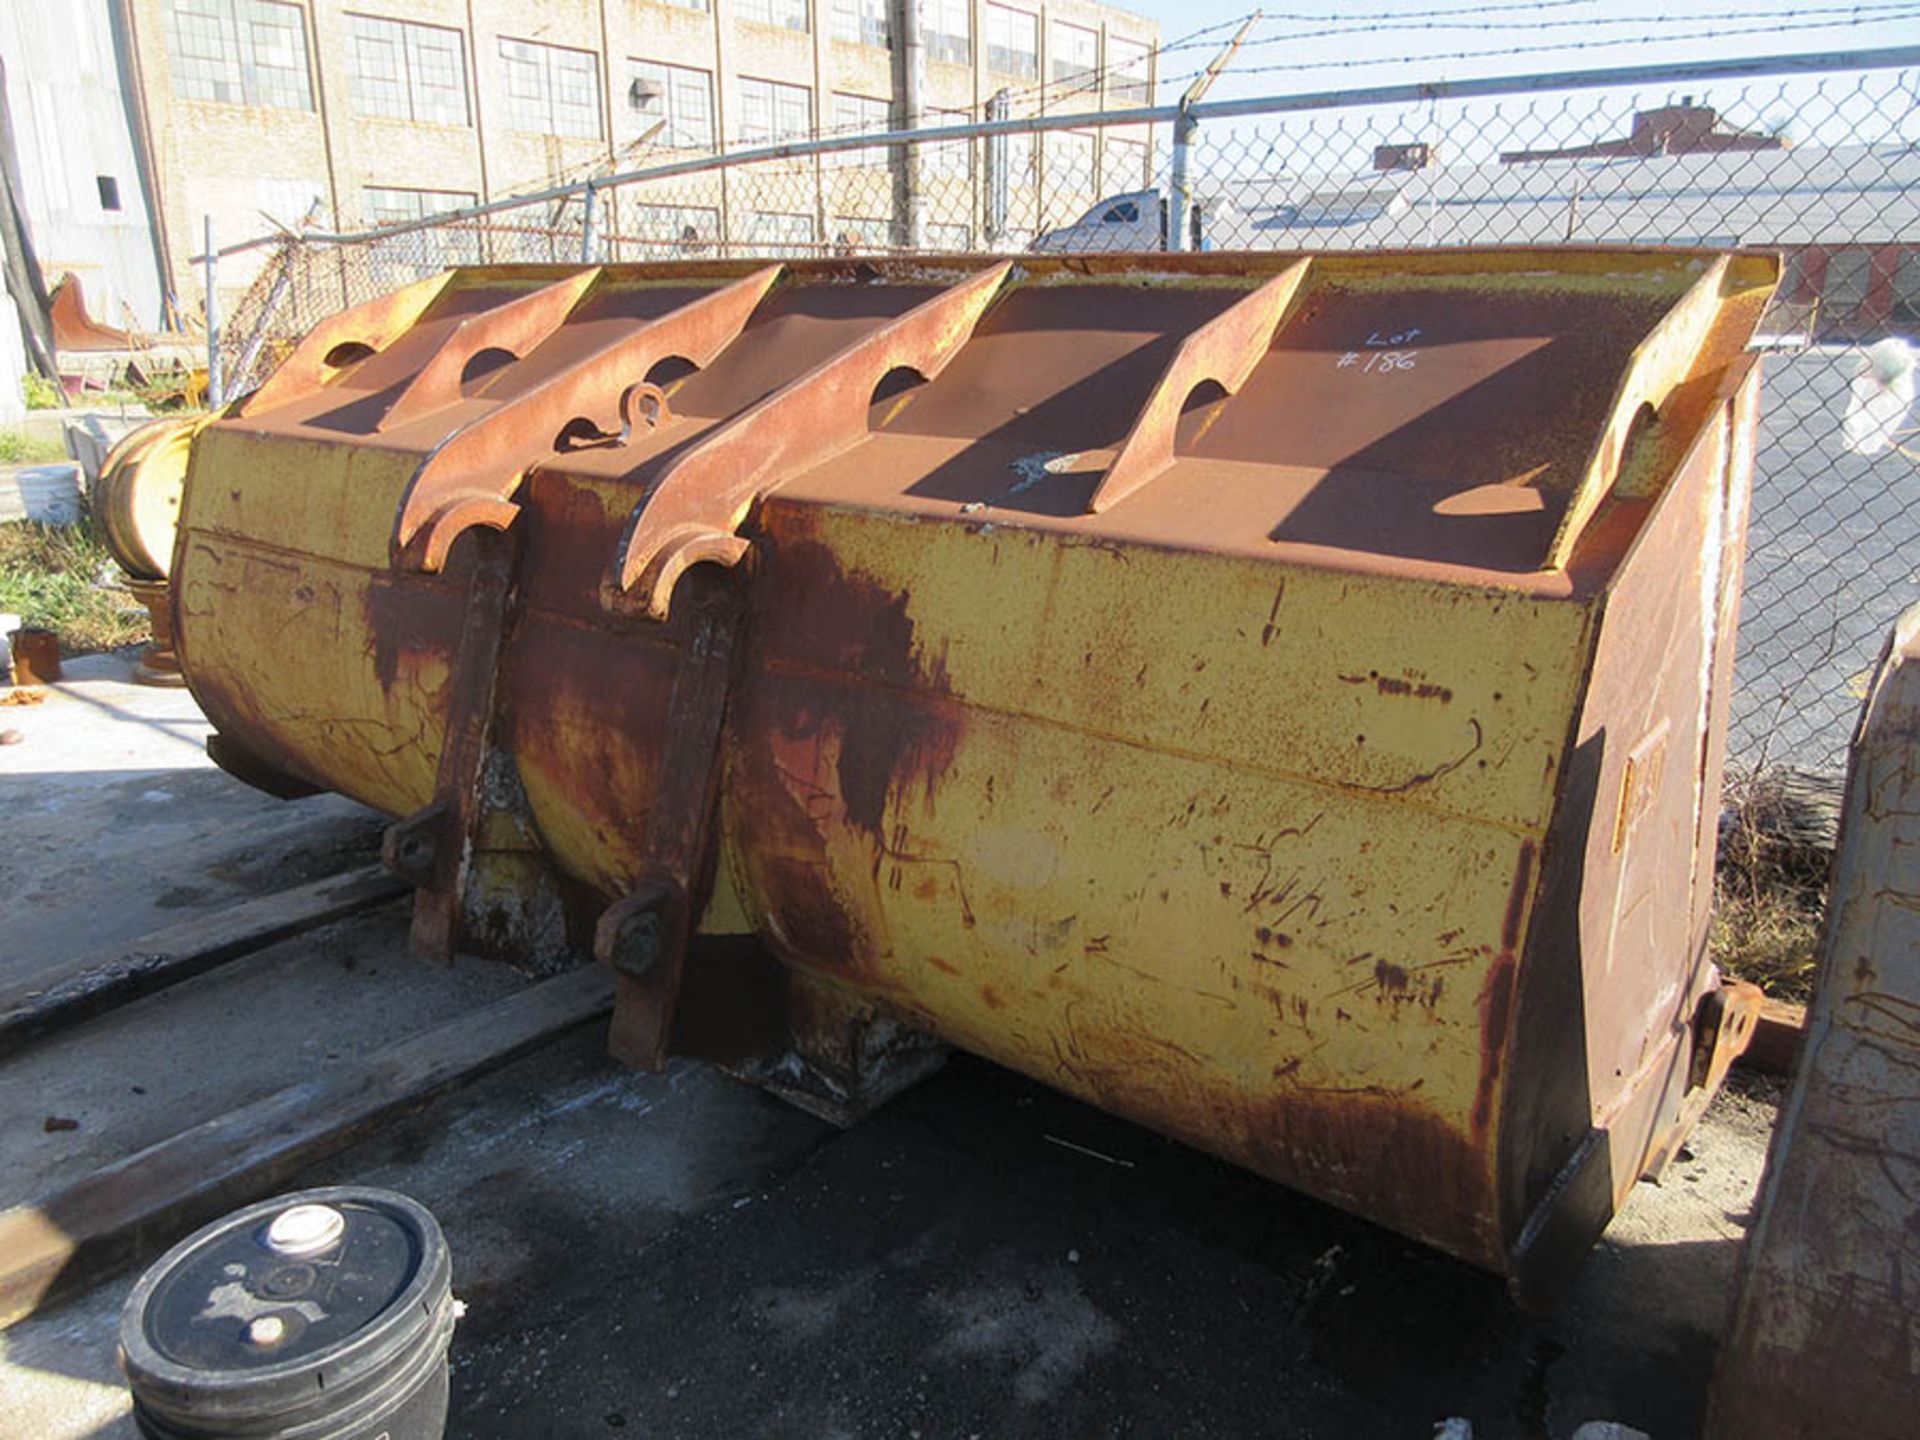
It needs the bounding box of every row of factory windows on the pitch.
[164,1,1152,137]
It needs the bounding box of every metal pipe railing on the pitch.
[187,43,1920,266]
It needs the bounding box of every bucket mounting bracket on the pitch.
[598,577,748,1068]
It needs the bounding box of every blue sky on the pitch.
[1111,1,1920,105]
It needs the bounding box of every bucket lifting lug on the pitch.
[1640,977,1766,1183]
[612,261,1011,619]
[598,874,693,1069]
[597,876,690,981]
[599,580,747,1069]
[1687,978,1764,1094]
[382,802,452,889]
[393,531,518,964]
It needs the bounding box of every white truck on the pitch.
[1028,188,1213,253]
[1028,178,1417,252]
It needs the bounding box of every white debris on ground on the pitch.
[1842,335,1916,455]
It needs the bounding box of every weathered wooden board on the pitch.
[0,865,407,1051]
[0,963,612,1329]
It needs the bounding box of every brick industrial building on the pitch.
[1,0,1160,325]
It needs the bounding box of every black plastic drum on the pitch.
[119,1187,457,1439]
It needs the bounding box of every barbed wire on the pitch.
[1162,9,1920,85]
[1240,0,1608,20]
[984,12,1258,117]
[996,3,1920,117]
[1227,1,1920,47]
[411,1,1912,209]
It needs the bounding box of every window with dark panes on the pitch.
[831,0,888,48]
[347,14,467,126]
[628,59,714,150]
[738,76,811,143]
[499,37,601,140]
[1892,249,1920,321]
[737,0,808,34]
[1050,20,1097,94]
[1823,247,1874,313]
[1108,36,1150,104]
[165,0,313,110]
[924,0,969,66]
[985,5,1036,79]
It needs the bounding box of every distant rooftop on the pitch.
[1501,100,1787,164]
[1224,143,1920,250]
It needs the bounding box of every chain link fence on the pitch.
[214,52,1920,786]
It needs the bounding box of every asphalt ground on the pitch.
[1732,345,1920,774]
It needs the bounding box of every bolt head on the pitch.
[618,910,664,976]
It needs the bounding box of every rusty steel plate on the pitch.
[151,249,1779,1306]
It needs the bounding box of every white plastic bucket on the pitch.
[10,463,84,525]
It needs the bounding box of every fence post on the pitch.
[892,0,926,251]
[580,181,598,264]
[203,214,223,408]
[1168,102,1197,253]
[229,240,296,398]
[984,88,1010,249]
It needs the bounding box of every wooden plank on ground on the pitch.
[0,865,408,1050]
[0,963,613,1329]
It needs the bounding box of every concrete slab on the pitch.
[0,650,383,972]
[0,903,528,1208]
[13,408,152,452]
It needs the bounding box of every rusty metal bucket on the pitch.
[154,250,1776,1307]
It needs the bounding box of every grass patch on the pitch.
[24,368,199,415]
[0,430,71,464]
[1710,770,1834,1003]
[0,518,149,655]
[21,372,59,409]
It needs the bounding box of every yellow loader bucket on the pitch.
[157,250,1776,1307]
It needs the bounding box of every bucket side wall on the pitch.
[717,501,1597,1269]
[1498,358,1763,1296]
